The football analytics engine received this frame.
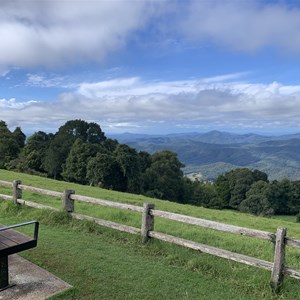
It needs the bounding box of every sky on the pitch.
[2,0,300,135]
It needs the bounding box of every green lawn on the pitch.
[1,169,300,299]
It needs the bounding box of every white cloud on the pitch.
[26,73,75,88]
[0,98,38,109]
[2,0,300,74]
[180,0,300,53]
[0,67,9,77]
[0,0,158,69]
[2,75,300,133]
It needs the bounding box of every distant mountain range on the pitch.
[109,131,300,181]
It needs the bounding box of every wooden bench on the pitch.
[0,221,39,290]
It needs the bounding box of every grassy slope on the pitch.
[1,169,300,299]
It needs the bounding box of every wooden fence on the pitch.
[1,179,300,293]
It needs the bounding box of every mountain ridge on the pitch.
[109,131,300,181]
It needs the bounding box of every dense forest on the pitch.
[1,119,300,219]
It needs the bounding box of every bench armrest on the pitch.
[0,221,39,241]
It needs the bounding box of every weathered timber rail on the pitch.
[1,179,300,293]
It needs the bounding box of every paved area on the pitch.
[0,255,72,300]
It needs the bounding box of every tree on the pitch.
[143,151,185,202]
[215,168,269,210]
[0,121,10,135]
[44,119,106,179]
[239,180,274,216]
[62,139,99,184]
[114,144,141,193]
[44,134,69,179]
[287,180,300,214]
[23,131,52,173]
[214,175,231,208]
[138,151,151,173]
[56,119,106,144]
[192,181,223,208]
[86,122,106,144]
[86,153,126,191]
[268,179,298,215]
[0,138,20,168]
[0,121,21,168]
[12,127,26,148]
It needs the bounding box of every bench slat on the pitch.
[0,230,31,245]
[0,222,38,257]
[0,235,19,247]
[0,241,10,250]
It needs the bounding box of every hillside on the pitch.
[110,131,300,180]
[1,169,300,299]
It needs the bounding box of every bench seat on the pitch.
[0,221,39,290]
[0,225,37,257]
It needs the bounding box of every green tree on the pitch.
[268,179,298,215]
[192,181,223,208]
[0,138,20,168]
[62,139,100,184]
[56,119,106,144]
[23,131,52,172]
[215,168,269,209]
[0,121,10,135]
[239,180,274,216]
[44,134,69,179]
[139,151,151,173]
[143,151,185,202]
[114,144,141,193]
[12,127,26,148]
[214,175,231,208]
[86,153,126,191]
[44,119,106,179]
[287,180,300,214]
[0,121,21,168]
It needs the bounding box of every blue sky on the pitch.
[1,0,300,135]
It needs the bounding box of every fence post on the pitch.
[12,180,22,204]
[270,227,287,293]
[63,190,75,213]
[141,203,155,243]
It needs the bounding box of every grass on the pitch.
[1,169,300,299]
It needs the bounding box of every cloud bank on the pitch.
[2,0,300,72]
[180,0,300,53]
[0,0,156,69]
[3,76,300,134]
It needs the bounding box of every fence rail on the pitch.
[1,179,300,293]
[151,209,276,242]
[71,194,144,213]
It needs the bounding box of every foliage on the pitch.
[214,168,268,209]
[86,152,127,191]
[23,131,53,173]
[191,181,223,209]
[239,181,274,216]
[0,121,25,168]
[143,151,186,202]
[62,139,100,184]
[44,119,106,179]
[296,211,300,223]
[114,144,142,193]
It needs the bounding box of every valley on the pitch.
[111,131,300,181]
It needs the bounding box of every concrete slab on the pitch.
[0,255,72,300]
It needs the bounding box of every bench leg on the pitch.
[0,256,9,289]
